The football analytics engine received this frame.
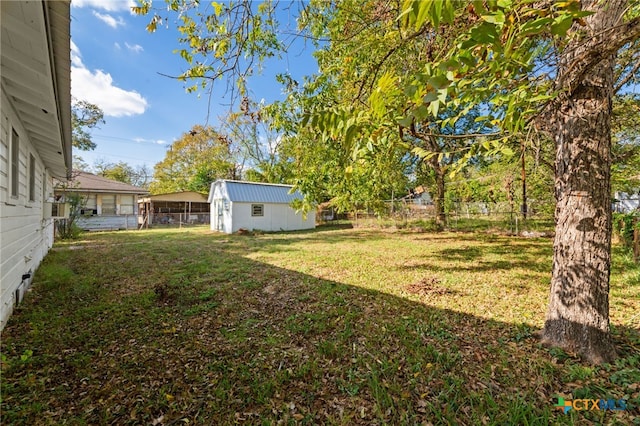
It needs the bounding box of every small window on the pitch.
[251,204,264,217]
[84,194,97,210]
[29,154,36,201]
[11,129,19,197]
[120,195,134,215]
[101,195,116,215]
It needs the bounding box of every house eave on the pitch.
[1,1,72,180]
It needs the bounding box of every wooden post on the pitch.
[521,140,527,220]
[634,217,639,263]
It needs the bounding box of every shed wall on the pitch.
[230,202,315,233]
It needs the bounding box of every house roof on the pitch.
[208,180,304,204]
[1,1,72,179]
[58,172,148,194]
[139,191,208,203]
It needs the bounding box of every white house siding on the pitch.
[0,92,55,330]
[75,215,138,231]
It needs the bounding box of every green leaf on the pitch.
[519,17,553,37]
[398,116,413,128]
[442,0,456,24]
[469,22,499,45]
[472,0,486,16]
[428,100,440,117]
[428,74,450,90]
[404,85,417,97]
[482,10,505,25]
[345,124,359,147]
[416,0,433,29]
[551,15,574,36]
[423,91,439,103]
[437,87,448,103]
[431,0,442,29]
[414,104,429,120]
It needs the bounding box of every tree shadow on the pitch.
[1,228,638,425]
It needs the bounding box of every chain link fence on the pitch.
[320,200,555,236]
[139,212,210,228]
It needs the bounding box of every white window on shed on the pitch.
[251,204,264,217]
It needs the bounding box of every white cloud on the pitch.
[125,42,144,53]
[92,11,126,28]
[72,0,136,13]
[70,42,148,117]
[70,40,83,67]
[114,42,121,50]
[134,138,168,145]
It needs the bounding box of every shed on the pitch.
[1,1,72,330]
[138,191,209,226]
[55,172,148,231]
[208,180,316,234]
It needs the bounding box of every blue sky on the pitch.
[70,0,316,170]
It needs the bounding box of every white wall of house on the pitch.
[73,193,139,231]
[0,91,56,330]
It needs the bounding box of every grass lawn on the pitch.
[1,225,638,425]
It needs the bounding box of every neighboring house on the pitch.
[56,172,148,231]
[138,191,209,226]
[405,185,433,206]
[0,1,72,330]
[208,180,316,234]
[613,191,640,213]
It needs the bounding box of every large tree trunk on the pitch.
[429,157,447,228]
[540,0,627,364]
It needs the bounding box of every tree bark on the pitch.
[431,158,447,228]
[541,0,629,364]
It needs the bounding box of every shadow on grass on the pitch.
[1,228,638,425]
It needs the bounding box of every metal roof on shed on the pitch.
[211,180,304,204]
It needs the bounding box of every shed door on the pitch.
[214,199,224,231]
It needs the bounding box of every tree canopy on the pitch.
[94,160,153,189]
[150,124,238,194]
[137,0,640,363]
[72,99,105,151]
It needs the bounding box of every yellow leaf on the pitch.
[165,393,175,401]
